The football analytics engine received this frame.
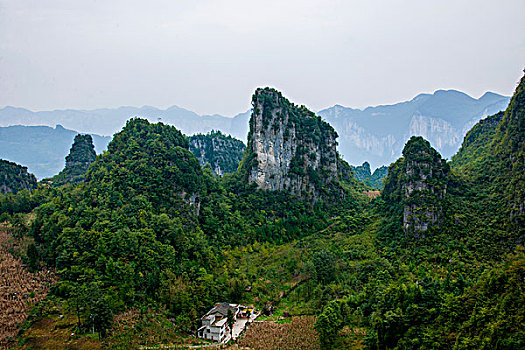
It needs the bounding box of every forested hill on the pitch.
[189,131,245,175]
[451,72,525,234]
[0,79,522,349]
[350,161,388,189]
[48,134,97,186]
[0,159,37,194]
[239,87,344,201]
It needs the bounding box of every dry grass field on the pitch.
[237,317,320,350]
[0,228,56,349]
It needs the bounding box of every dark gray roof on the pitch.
[205,302,238,317]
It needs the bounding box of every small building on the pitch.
[197,302,239,342]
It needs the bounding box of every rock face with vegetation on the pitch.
[241,87,338,200]
[0,160,37,194]
[383,136,449,235]
[189,131,245,175]
[50,134,97,186]
[350,161,388,189]
[1,75,524,350]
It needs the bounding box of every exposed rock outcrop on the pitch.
[189,131,246,175]
[402,137,449,235]
[241,88,338,200]
[382,136,449,236]
[318,91,510,169]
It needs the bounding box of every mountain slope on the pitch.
[239,87,339,201]
[0,159,37,194]
[1,90,507,172]
[350,162,388,189]
[452,73,525,235]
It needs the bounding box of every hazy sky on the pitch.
[1,0,524,116]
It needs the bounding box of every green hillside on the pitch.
[0,159,37,194]
[0,78,523,350]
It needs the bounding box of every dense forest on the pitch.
[0,160,37,195]
[0,74,523,349]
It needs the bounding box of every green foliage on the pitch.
[49,134,97,186]
[189,130,245,175]
[351,162,388,189]
[312,250,336,285]
[6,77,524,349]
[0,159,37,194]
[26,242,40,271]
[451,111,504,172]
[315,299,350,349]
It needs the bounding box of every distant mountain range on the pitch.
[0,125,110,179]
[0,89,510,177]
[0,105,251,141]
[318,90,510,168]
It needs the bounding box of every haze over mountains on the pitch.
[0,125,110,179]
[0,89,509,178]
[318,90,510,168]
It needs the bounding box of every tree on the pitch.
[227,308,235,341]
[26,242,40,271]
[315,299,348,349]
[313,250,336,285]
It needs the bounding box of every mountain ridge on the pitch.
[0,89,510,175]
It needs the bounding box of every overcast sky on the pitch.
[1,0,524,116]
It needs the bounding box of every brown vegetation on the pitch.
[0,229,56,349]
[362,190,380,198]
[237,317,319,350]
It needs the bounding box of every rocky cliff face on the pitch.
[50,134,96,186]
[401,137,449,235]
[382,136,449,236]
[241,88,338,200]
[189,131,245,175]
[318,91,510,169]
[0,159,37,194]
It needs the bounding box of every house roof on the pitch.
[213,318,228,327]
[204,302,239,318]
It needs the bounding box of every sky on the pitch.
[1,0,524,117]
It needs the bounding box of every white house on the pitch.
[197,302,239,342]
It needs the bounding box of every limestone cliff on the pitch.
[318,91,510,169]
[240,88,338,200]
[189,131,245,175]
[382,136,449,236]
